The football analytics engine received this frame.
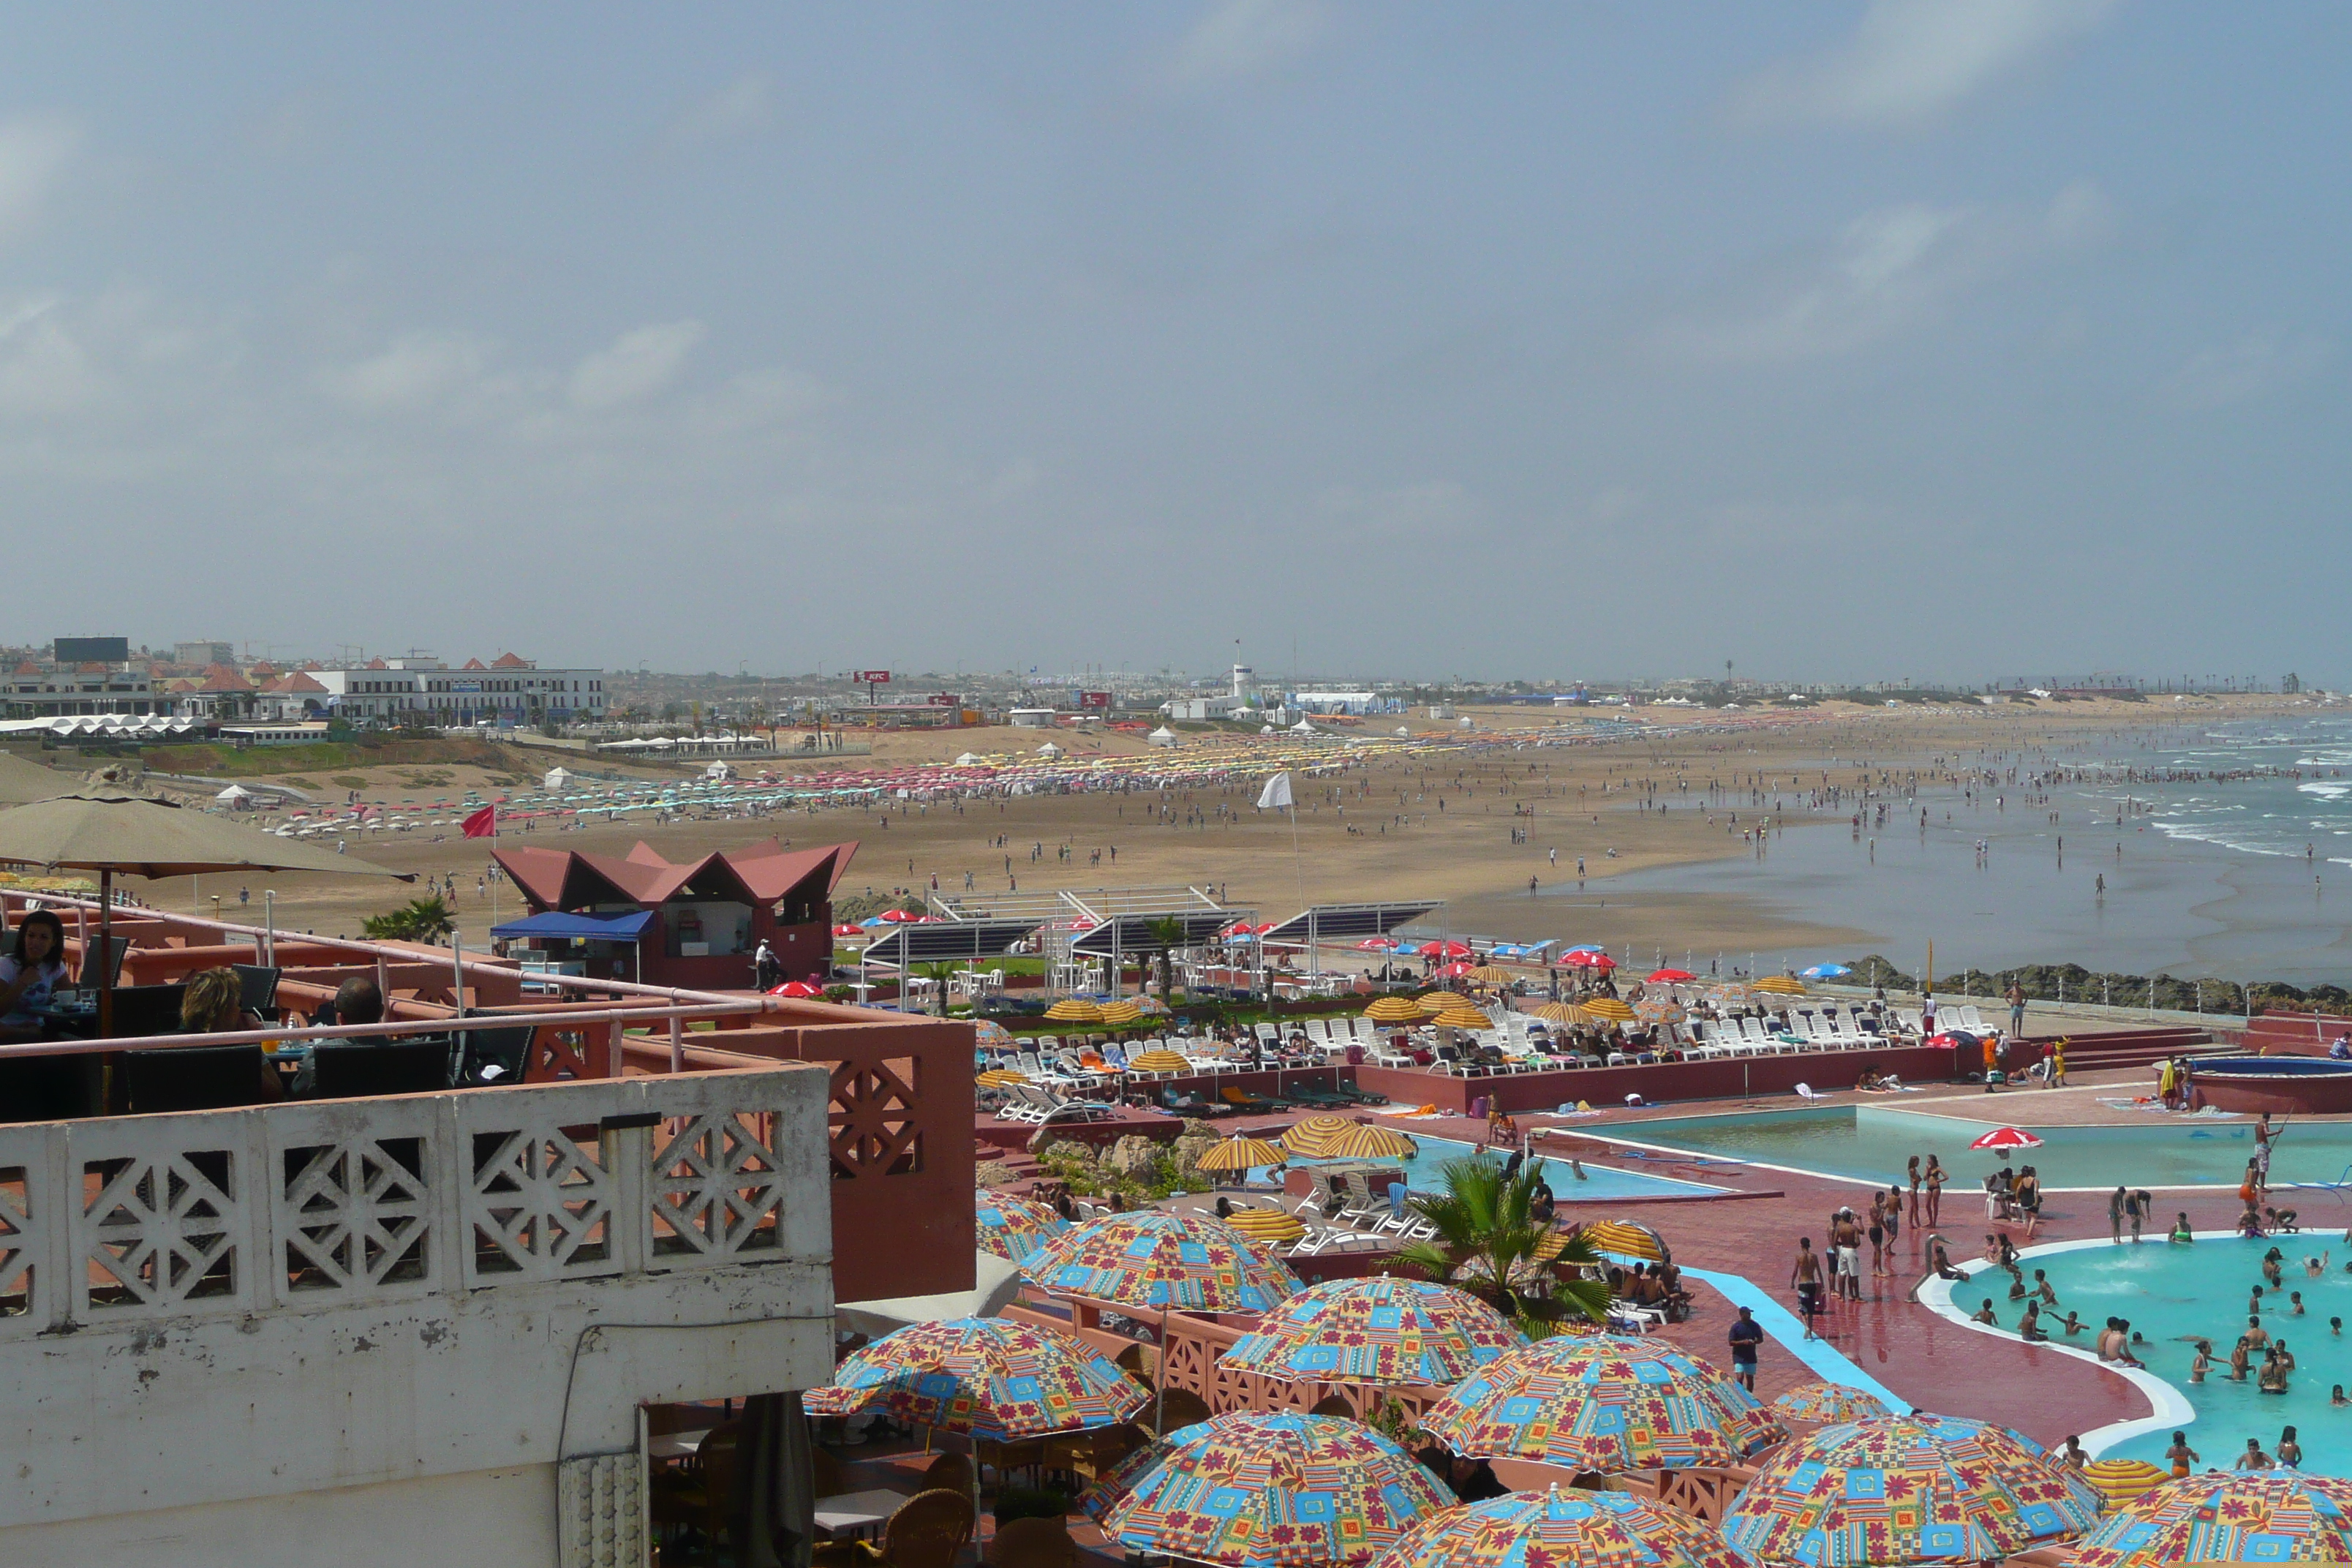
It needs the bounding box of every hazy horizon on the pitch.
[3,4,2345,682]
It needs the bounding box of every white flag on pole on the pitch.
[1257,771,1294,811]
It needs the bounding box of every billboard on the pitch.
[853,670,892,685]
[926,693,959,706]
[1076,690,1112,709]
[55,636,129,665]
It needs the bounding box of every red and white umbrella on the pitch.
[1561,950,1618,970]
[769,980,825,998]
[1969,1126,2043,1151]
[1418,941,1472,959]
[1647,968,1696,983]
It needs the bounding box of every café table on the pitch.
[813,1488,911,1541]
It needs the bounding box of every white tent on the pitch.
[704,760,734,780]
[1290,718,1316,734]
[543,766,574,791]
[954,752,982,766]
[1395,726,1411,736]
[1036,742,1063,758]
[1147,725,1177,747]
[649,736,676,749]
[215,784,253,804]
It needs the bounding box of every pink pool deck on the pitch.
[1365,1071,2232,1447]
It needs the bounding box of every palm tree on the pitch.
[362,894,455,944]
[1395,1155,1607,1334]
[1147,916,1186,1002]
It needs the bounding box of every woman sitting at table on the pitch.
[181,965,284,1101]
[0,911,69,1040]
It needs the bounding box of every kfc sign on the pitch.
[853,670,892,685]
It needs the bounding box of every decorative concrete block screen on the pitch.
[0,1068,829,1337]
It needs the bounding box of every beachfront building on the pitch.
[0,660,159,719]
[491,838,856,989]
[314,652,608,728]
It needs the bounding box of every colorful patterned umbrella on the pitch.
[1029,1209,1304,1313]
[802,1316,1147,1440]
[1220,1276,1526,1387]
[1082,1433,1179,1522]
[1425,1334,1784,1471]
[1378,1484,1757,1568]
[976,1191,1068,1264]
[1721,1414,2103,1566]
[1770,1382,1893,1425]
[1197,1136,1287,1174]
[1324,1122,1418,1161]
[1101,1411,1451,1568]
[2078,1459,2168,1511]
[973,1019,1015,1049]
[1634,998,1688,1026]
[1282,1115,1363,1158]
[2070,1473,2352,1566]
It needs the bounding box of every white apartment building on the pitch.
[316,653,607,727]
[1,664,159,718]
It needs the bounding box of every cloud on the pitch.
[1654,183,2111,363]
[0,301,106,415]
[1727,0,2122,129]
[2159,332,2334,410]
[0,117,80,238]
[319,332,497,411]
[1168,0,1333,86]
[1316,479,1474,538]
[662,73,774,148]
[567,320,706,410]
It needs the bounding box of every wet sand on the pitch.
[131,697,2315,973]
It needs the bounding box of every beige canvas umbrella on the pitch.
[0,794,410,1034]
[0,750,77,807]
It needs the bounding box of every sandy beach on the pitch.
[109,695,2335,981]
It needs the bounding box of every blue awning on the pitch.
[490,910,656,942]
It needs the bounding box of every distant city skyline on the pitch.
[1,5,2345,682]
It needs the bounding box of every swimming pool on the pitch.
[1953,1237,2352,1473]
[1618,1105,2352,1191]
[1248,1134,1731,1202]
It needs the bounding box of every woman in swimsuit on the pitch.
[2189,1340,2212,1383]
[1924,1156,1945,1225]
[2165,1432,2200,1478]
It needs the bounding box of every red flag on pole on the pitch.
[461,805,497,838]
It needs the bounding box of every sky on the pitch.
[1,4,2346,685]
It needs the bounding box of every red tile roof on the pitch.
[494,839,858,913]
[461,658,488,671]
[491,652,530,668]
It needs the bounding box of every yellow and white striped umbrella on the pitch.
[1363,996,1423,1023]
[1580,1220,1665,1261]
[1127,1048,1193,1073]
[1324,1123,1418,1161]
[1100,1000,1145,1027]
[1047,998,1106,1023]
[2081,1458,2168,1508]
[1754,975,1807,997]
[1220,1207,1308,1245]
[1195,1137,1286,1173]
[1280,1115,1360,1158]
[1579,997,1635,1025]
[976,1068,1028,1088]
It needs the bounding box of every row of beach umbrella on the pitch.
[824,1202,2309,1568]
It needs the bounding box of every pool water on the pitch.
[2019,1237,2352,1472]
[1247,1134,1730,1202]
[1622,1106,2352,1191]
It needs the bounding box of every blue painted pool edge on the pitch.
[1588,1251,1912,1417]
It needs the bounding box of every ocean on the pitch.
[1572,710,2352,989]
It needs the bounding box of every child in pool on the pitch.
[2058,1309,2085,1336]
[2292,1292,2307,1316]
[2334,1385,2348,1407]
[2170,1213,2194,1243]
